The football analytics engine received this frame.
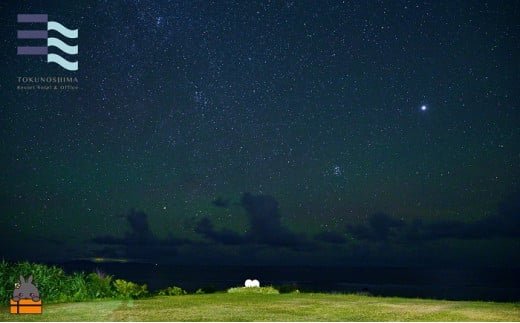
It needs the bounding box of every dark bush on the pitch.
[86,271,113,299]
[113,279,149,299]
[0,260,151,303]
[198,285,217,294]
[157,286,187,296]
[63,272,90,302]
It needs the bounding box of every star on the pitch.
[421,105,427,111]
[155,16,163,27]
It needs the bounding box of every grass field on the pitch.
[1,293,518,321]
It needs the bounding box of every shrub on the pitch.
[196,285,217,294]
[0,260,155,303]
[62,272,90,302]
[113,279,149,299]
[157,286,187,296]
[86,271,113,299]
[0,260,16,304]
[227,286,279,294]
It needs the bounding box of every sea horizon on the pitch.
[47,260,520,302]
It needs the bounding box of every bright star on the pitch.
[421,105,427,111]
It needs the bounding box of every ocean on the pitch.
[58,261,519,302]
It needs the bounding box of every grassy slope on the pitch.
[0,293,518,321]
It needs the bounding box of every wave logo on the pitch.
[17,14,78,71]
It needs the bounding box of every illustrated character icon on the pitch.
[13,275,40,302]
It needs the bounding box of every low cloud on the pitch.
[314,231,347,244]
[92,209,183,259]
[241,192,303,247]
[195,217,245,245]
[196,192,308,248]
[90,192,519,265]
[347,192,520,242]
[346,213,404,241]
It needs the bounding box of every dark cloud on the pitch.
[195,192,309,248]
[194,217,245,245]
[347,213,404,241]
[93,209,156,246]
[92,209,183,259]
[90,198,318,263]
[241,192,303,247]
[240,193,312,249]
[125,209,154,243]
[406,193,519,241]
[90,192,519,265]
[212,197,231,208]
[417,211,520,241]
[92,235,126,245]
[314,231,347,244]
[347,193,520,242]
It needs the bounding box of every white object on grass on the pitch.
[244,279,260,287]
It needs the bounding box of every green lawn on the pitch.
[1,293,518,321]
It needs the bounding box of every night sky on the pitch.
[1,1,519,267]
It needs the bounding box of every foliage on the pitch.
[86,272,113,299]
[112,279,149,299]
[196,285,217,294]
[63,272,90,302]
[157,286,187,296]
[227,286,279,294]
[0,260,133,304]
[0,260,15,304]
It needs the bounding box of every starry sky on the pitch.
[1,0,519,267]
